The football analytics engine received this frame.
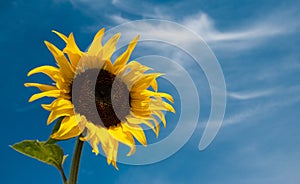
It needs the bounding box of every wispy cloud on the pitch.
[227,89,274,100]
[223,87,300,126]
[67,0,300,52]
[107,12,299,52]
[110,14,131,24]
[111,0,171,19]
[181,12,299,50]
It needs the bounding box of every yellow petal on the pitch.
[87,124,120,170]
[131,109,152,117]
[152,117,160,137]
[47,108,74,125]
[41,100,57,111]
[147,90,174,103]
[88,124,111,156]
[41,98,72,111]
[27,65,69,91]
[28,90,62,102]
[149,99,176,113]
[52,30,83,68]
[150,80,158,91]
[126,61,152,73]
[81,122,100,154]
[101,33,121,60]
[44,41,75,80]
[78,55,102,70]
[103,138,119,170]
[90,135,100,155]
[24,83,57,92]
[132,73,162,91]
[110,140,119,170]
[130,99,149,108]
[163,101,176,113]
[122,70,143,85]
[117,61,152,81]
[152,110,167,128]
[108,125,136,156]
[64,33,83,67]
[130,90,151,101]
[80,122,96,141]
[126,115,158,137]
[103,60,114,73]
[27,65,61,81]
[113,35,140,74]
[142,115,160,137]
[126,114,159,137]
[52,30,68,43]
[56,79,71,93]
[51,116,81,139]
[158,92,174,103]
[122,123,147,146]
[143,116,160,137]
[121,61,152,84]
[88,28,105,56]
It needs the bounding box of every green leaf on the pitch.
[11,140,65,169]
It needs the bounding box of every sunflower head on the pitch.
[25,28,175,169]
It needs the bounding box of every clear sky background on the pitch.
[1,0,300,183]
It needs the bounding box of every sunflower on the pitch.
[25,28,175,169]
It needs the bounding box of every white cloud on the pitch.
[67,0,300,51]
[223,108,257,126]
[110,14,131,24]
[227,89,274,100]
[93,10,299,53]
[110,0,171,19]
[223,90,300,126]
[111,0,119,5]
[183,13,285,42]
[181,12,299,50]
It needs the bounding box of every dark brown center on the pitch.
[70,68,131,128]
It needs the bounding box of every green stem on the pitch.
[68,136,84,184]
[58,166,67,184]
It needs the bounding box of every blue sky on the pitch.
[1,0,300,183]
